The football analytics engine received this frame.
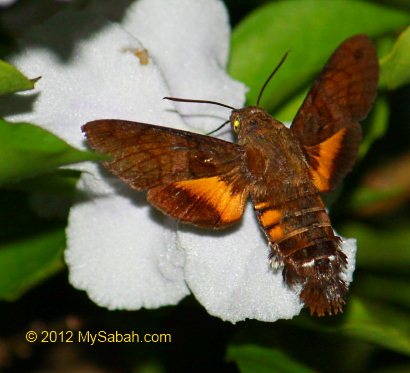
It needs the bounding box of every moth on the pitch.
[82,34,379,316]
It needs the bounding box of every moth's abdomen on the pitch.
[254,194,347,316]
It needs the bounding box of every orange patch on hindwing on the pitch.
[147,176,248,228]
[174,177,244,222]
[306,128,347,192]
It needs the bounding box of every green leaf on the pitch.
[347,185,405,214]
[0,228,65,300]
[359,97,390,158]
[380,26,410,89]
[354,274,410,309]
[0,119,101,185]
[230,0,409,113]
[294,297,410,356]
[0,59,38,95]
[4,169,81,196]
[227,345,314,373]
[339,222,410,271]
[340,298,410,356]
[273,88,307,123]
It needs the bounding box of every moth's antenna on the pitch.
[164,97,235,136]
[256,51,290,107]
[206,120,230,135]
[163,97,236,111]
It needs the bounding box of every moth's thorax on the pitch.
[230,106,285,139]
[231,107,310,196]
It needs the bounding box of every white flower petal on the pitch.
[339,237,357,284]
[66,171,189,309]
[6,9,188,155]
[179,203,303,323]
[6,8,191,309]
[6,0,249,314]
[123,0,247,134]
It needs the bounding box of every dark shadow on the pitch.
[1,0,135,63]
[0,91,40,117]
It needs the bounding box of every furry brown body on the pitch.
[234,107,347,315]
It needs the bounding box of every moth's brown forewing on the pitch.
[82,34,379,316]
[82,120,249,228]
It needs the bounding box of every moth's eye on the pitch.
[233,119,240,132]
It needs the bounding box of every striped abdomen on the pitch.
[253,193,347,316]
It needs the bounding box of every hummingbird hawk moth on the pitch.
[82,34,379,316]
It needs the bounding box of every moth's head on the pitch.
[230,106,267,135]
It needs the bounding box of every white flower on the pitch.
[6,0,356,322]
